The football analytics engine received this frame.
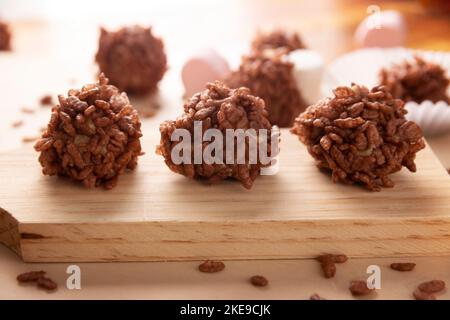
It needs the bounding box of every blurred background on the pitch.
[1,0,449,62]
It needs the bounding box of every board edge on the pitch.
[0,207,22,258]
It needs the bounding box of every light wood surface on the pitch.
[1,244,449,300]
[1,0,450,299]
[1,130,449,262]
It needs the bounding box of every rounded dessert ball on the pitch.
[156,81,274,189]
[0,20,12,51]
[226,50,307,127]
[251,29,305,53]
[34,74,143,189]
[95,25,167,95]
[291,84,425,191]
[379,56,450,103]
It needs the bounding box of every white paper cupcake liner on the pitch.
[405,100,450,137]
[321,47,450,137]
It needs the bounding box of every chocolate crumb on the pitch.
[332,254,348,264]
[40,94,53,106]
[17,271,46,283]
[320,261,336,279]
[11,120,24,128]
[21,107,35,114]
[37,277,58,291]
[412,280,445,300]
[317,254,348,264]
[316,254,347,278]
[198,260,225,273]
[22,136,39,143]
[390,262,416,272]
[413,288,436,300]
[349,280,374,296]
[250,275,269,287]
[418,280,446,293]
[316,254,333,264]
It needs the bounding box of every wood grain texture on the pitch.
[0,208,21,256]
[1,0,450,263]
[1,130,449,262]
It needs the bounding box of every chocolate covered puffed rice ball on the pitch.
[379,56,450,103]
[226,50,307,127]
[0,20,12,51]
[291,84,425,191]
[156,81,274,189]
[34,74,143,189]
[95,25,167,95]
[251,29,305,53]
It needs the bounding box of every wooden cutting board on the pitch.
[1,129,450,262]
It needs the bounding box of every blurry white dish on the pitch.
[405,100,450,137]
[322,47,450,137]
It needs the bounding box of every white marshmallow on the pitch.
[285,49,325,105]
[354,10,407,48]
[181,49,231,97]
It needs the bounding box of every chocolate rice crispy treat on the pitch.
[34,74,143,189]
[251,30,305,53]
[226,50,307,127]
[379,56,450,103]
[95,25,167,95]
[0,20,12,51]
[156,81,274,189]
[291,84,425,191]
